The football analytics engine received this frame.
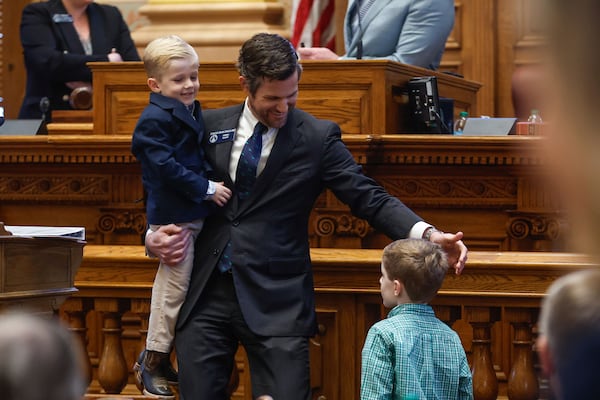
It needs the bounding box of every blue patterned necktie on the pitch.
[235,122,265,200]
[218,122,266,273]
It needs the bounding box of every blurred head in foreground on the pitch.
[543,0,600,255]
[0,312,87,400]
[537,269,600,400]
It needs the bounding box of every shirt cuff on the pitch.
[145,227,157,259]
[408,221,433,239]
[205,180,216,200]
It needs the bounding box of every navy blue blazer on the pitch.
[19,0,140,119]
[176,104,423,337]
[131,93,213,225]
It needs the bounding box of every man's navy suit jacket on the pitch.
[177,104,423,337]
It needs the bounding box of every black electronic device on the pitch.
[407,76,451,134]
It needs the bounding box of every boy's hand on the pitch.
[211,181,232,206]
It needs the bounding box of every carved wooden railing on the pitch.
[60,246,596,400]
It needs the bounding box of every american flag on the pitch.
[291,0,336,50]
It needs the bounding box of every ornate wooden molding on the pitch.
[0,175,109,202]
[506,211,568,241]
[0,136,136,164]
[98,208,147,235]
[342,134,546,166]
[314,213,372,238]
[381,177,518,208]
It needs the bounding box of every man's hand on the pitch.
[146,224,192,267]
[297,47,339,60]
[429,231,467,275]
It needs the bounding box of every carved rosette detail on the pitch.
[507,215,565,241]
[314,214,370,238]
[98,210,146,235]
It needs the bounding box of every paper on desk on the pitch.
[4,225,85,240]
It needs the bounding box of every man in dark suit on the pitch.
[146,33,468,400]
[18,0,140,120]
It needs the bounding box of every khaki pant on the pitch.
[146,219,204,353]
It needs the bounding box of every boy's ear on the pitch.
[147,77,161,93]
[393,279,403,297]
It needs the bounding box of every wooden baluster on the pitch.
[433,305,462,327]
[506,308,539,400]
[130,298,150,352]
[95,298,130,394]
[61,297,94,386]
[466,306,501,400]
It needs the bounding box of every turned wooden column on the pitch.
[95,298,131,394]
[130,298,151,351]
[506,308,539,400]
[131,0,288,62]
[62,297,95,386]
[466,306,501,400]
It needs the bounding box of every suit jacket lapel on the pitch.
[361,0,391,33]
[345,0,392,56]
[237,111,301,213]
[88,4,109,54]
[50,1,83,53]
[205,106,244,189]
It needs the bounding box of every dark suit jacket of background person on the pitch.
[175,103,423,338]
[19,0,140,120]
[131,93,214,225]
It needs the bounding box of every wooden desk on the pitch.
[88,60,480,135]
[0,225,85,314]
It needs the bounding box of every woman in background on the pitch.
[18,0,140,121]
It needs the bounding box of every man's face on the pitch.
[148,57,200,107]
[241,71,299,129]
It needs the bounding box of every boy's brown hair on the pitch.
[382,239,448,303]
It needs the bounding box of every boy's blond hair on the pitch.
[143,35,198,79]
[382,239,448,303]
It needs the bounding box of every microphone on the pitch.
[39,97,50,122]
[356,0,363,59]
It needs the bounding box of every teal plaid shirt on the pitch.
[361,303,473,400]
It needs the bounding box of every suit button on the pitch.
[232,220,240,227]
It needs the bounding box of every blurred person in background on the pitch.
[18,0,140,121]
[297,0,454,70]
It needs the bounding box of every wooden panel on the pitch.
[72,245,597,399]
[0,134,564,252]
[89,60,480,136]
[0,235,84,312]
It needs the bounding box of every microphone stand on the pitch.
[356,0,363,59]
[39,97,50,123]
